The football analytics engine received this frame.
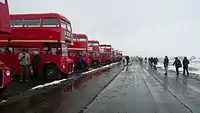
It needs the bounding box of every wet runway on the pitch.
[0,63,123,113]
[1,61,200,113]
[84,62,200,113]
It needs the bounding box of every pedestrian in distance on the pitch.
[173,57,182,76]
[144,57,148,68]
[122,57,125,67]
[153,57,158,70]
[182,57,190,76]
[18,48,31,82]
[125,56,130,65]
[164,56,169,75]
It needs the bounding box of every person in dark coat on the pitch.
[173,57,182,76]
[125,56,130,65]
[182,57,190,75]
[32,51,41,77]
[77,53,83,69]
[164,56,169,75]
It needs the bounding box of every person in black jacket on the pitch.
[164,56,169,75]
[32,51,41,77]
[125,56,130,65]
[182,57,190,75]
[173,57,182,76]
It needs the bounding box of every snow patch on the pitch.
[0,100,7,104]
[30,62,119,91]
[30,79,67,90]
[157,59,200,80]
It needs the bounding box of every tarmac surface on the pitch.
[1,61,200,113]
[84,62,200,113]
[0,63,123,113]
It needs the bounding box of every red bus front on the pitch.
[0,61,11,90]
[0,13,74,81]
[68,34,91,69]
[88,40,102,67]
[99,44,113,65]
[0,0,11,91]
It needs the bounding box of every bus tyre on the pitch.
[44,65,62,81]
[107,60,111,65]
[0,88,5,97]
[93,61,100,68]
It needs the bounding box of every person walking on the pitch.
[32,51,41,78]
[18,49,31,82]
[182,57,190,76]
[153,57,158,70]
[122,57,125,67]
[164,56,169,75]
[125,56,130,65]
[173,57,182,76]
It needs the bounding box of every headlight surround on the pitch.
[6,70,11,76]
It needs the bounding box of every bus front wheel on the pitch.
[44,65,62,81]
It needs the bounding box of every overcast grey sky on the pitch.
[8,0,200,57]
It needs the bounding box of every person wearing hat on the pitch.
[18,49,31,82]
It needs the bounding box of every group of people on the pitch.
[141,57,159,70]
[18,49,41,82]
[164,56,190,76]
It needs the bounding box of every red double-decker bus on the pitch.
[0,0,11,92]
[99,44,113,65]
[0,13,74,81]
[68,33,90,69]
[88,40,102,67]
[112,50,123,62]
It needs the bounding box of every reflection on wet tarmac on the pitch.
[85,62,200,113]
[0,64,123,113]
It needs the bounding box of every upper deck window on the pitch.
[67,23,71,31]
[10,20,23,27]
[73,38,77,42]
[100,46,105,49]
[0,0,5,4]
[60,19,67,29]
[23,19,41,27]
[77,37,87,42]
[89,42,99,46]
[42,18,59,27]
[105,46,111,49]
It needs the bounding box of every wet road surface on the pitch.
[0,63,123,113]
[84,62,200,113]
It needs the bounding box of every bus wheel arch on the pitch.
[43,63,62,81]
[106,60,111,65]
[92,60,100,67]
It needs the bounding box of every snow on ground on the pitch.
[31,62,119,91]
[0,100,7,104]
[157,58,200,80]
[30,79,67,90]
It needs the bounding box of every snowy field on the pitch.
[157,58,200,80]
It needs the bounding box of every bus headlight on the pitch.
[6,70,11,76]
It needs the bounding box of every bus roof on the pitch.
[73,33,88,39]
[88,40,99,43]
[10,13,71,24]
[99,44,112,47]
